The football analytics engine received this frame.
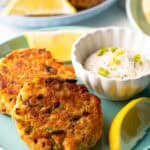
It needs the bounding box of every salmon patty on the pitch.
[0,48,75,115]
[13,77,103,150]
[69,0,104,8]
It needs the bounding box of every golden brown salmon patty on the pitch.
[69,0,104,8]
[13,77,103,150]
[0,48,75,115]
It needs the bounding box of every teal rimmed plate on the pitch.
[0,26,150,150]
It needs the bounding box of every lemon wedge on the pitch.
[109,97,150,150]
[2,0,76,16]
[25,30,85,62]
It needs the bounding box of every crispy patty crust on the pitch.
[13,77,103,150]
[0,48,75,115]
[69,0,104,8]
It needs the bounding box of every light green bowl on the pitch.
[126,0,150,35]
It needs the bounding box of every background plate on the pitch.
[126,0,150,35]
[0,26,150,150]
[0,0,117,28]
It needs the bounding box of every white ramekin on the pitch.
[72,27,150,101]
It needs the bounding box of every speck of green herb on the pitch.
[98,67,110,77]
[96,48,108,56]
[45,128,64,134]
[45,107,52,113]
[76,146,84,150]
[110,47,118,53]
[25,126,33,134]
[114,49,124,56]
[133,54,142,64]
[59,104,65,111]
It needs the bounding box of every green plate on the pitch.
[126,0,150,35]
[0,27,150,150]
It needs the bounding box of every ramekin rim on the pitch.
[72,27,150,82]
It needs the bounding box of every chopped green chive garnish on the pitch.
[133,54,142,64]
[109,56,120,66]
[98,67,110,77]
[110,47,118,53]
[96,48,108,56]
[45,128,64,134]
[114,49,124,56]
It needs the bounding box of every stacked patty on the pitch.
[0,48,103,150]
[0,48,75,115]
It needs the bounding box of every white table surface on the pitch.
[0,3,132,43]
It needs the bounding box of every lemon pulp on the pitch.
[109,97,150,150]
[3,0,76,15]
[25,30,85,62]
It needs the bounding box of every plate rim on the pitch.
[0,0,118,27]
[1,0,118,20]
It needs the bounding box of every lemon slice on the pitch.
[143,0,150,24]
[25,30,86,62]
[2,0,76,16]
[109,97,150,150]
